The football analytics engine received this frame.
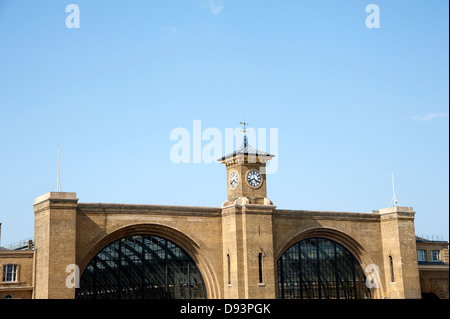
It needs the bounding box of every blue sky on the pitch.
[0,0,448,246]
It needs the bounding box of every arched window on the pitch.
[389,255,395,282]
[277,237,371,299]
[258,252,263,284]
[76,234,206,299]
[4,294,14,299]
[227,254,231,286]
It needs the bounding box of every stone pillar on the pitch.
[222,204,246,299]
[33,192,78,299]
[379,206,421,299]
[240,204,276,299]
[222,199,276,299]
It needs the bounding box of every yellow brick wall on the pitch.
[0,250,34,299]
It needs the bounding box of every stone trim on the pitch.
[77,203,221,217]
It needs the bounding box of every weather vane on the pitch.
[240,120,248,133]
[240,120,249,147]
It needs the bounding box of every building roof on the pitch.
[218,135,274,162]
[416,236,448,244]
[219,145,274,161]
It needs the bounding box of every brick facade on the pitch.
[0,149,440,299]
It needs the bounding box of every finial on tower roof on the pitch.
[240,120,249,148]
[218,121,275,162]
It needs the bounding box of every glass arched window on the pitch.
[76,234,206,299]
[277,237,371,299]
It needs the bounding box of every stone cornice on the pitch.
[77,203,222,217]
[378,206,416,221]
[0,250,34,258]
[221,204,277,217]
[379,211,416,222]
[275,209,381,222]
[33,192,79,214]
[418,264,449,271]
[0,285,33,291]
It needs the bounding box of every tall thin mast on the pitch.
[57,145,62,192]
[391,169,398,207]
[240,120,249,148]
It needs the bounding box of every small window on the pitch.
[389,256,395,282]
[227,254,231,286]
[431,250,440,262]
[258,252,263,284]
[4,294,14,299]
[417,250,427,262]
[3,264,18,282]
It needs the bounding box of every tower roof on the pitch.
[218,121,275,163]
[218,143,274,162]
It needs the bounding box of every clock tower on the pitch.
[218,122,277,298]
[218,123,275,207]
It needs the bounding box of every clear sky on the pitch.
[0,0,448,246]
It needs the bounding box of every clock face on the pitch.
[247,170,262,188]
[229,170,239,190]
